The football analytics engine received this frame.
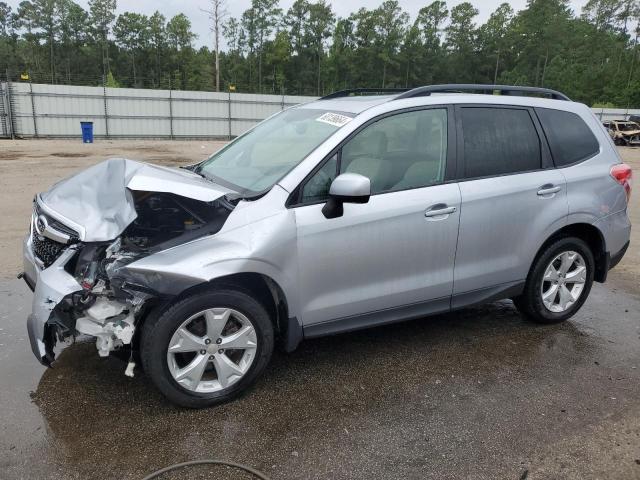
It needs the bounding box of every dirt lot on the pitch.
[1,140,639,480]
[613,148,640,286]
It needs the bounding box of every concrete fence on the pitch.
[0,82,316,140]
[0,82,639,140]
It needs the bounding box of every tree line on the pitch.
[0,0,639,107]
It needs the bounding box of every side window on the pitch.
[339,109,448,194]
[461,107,541,178]
[537,108,600,167]
[300,154,338,204]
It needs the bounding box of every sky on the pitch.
[7,0,590,49]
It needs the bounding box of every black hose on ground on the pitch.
[141,459,272,480]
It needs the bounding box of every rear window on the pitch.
[536,108,600,167]
[461,107,541,178]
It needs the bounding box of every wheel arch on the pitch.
[135,272,302,355]
[532,222,607,283]
[206,272,302,352]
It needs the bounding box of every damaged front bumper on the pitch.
[22,158,238,368]
[23,231,139,367]
[23,232,81,365]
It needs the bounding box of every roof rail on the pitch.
[394,84,571,101]
[320,88,410,100]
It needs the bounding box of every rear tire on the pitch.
[141,288,274,408]
[514,237,595,324]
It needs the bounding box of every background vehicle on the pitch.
[23,84,632,408]
[603,119,640,146]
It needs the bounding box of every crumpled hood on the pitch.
[39,158,233,242]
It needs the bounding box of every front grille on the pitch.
[30,201,79,268]
[34,204,78,239]
[32,234,65,268]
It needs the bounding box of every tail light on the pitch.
[611,163,632,202]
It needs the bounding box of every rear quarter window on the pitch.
[536,108,600,167]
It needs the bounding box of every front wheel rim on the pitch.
[166,308,258,393]
[540,251,587,313]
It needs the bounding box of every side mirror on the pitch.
[322,173,371,219]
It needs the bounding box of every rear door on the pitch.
[452,105,568,305]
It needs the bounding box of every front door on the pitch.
[291,107,461,329]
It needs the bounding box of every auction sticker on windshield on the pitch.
[317,112,352,127]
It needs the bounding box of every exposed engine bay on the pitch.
[28,187,235,370]
[123,191,234,250]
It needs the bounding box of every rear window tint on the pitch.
[461,107,541,178]
[536,108,599,166]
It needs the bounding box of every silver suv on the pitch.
[22,84,632,408]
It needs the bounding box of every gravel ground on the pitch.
[0,140,639,480]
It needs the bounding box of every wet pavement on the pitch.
[2,277,640,480]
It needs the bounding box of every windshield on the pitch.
[197,108,353,194]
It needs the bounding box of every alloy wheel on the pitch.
[166,308,258,393]
[540,251,587,313]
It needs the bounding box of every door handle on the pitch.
[424,204,457,218]
[537,185,562,196]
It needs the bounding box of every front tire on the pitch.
[141,288,274,408]
[514,237,594,324]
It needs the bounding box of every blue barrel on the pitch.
[80,121,94,143]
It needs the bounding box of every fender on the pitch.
[115,205,301,318]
